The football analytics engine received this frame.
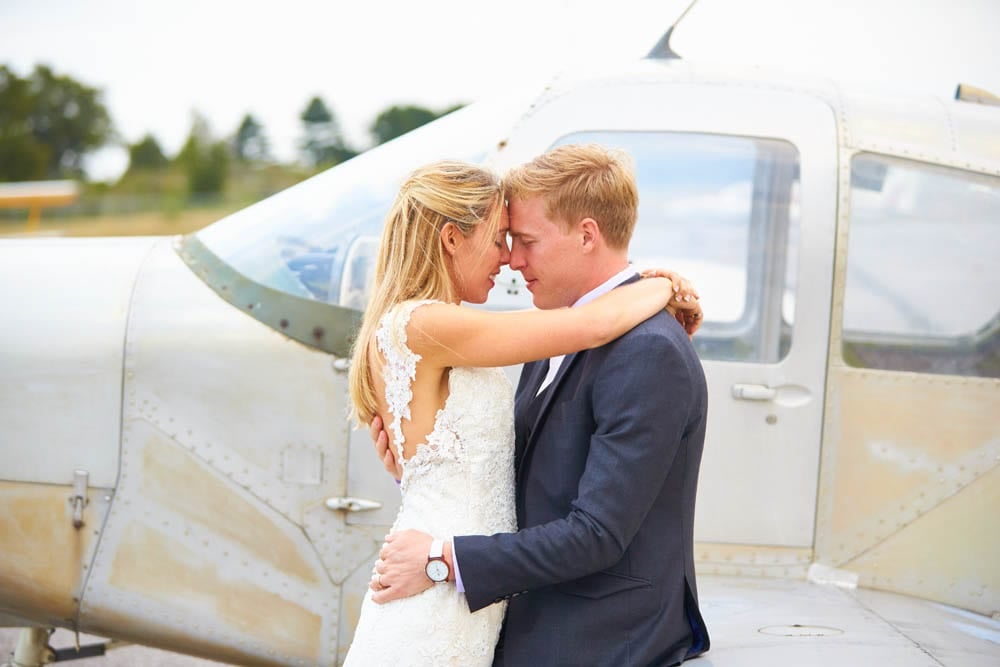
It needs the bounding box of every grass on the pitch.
[1,162,316,239]
[0,204,244,238]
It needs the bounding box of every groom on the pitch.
[371,143,710,665]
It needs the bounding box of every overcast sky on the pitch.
[2,0,998,180]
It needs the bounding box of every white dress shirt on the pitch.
[536,265,638,395]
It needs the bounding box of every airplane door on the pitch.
[496,80,838,551]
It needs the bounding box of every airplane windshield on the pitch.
[194,100,520,308]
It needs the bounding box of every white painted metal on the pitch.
[75,239,374,665]
[0,54,997,666]
[491,73,839,548]
[10,627,51,667]
[697,574,1000,666]
[0,237,156,488]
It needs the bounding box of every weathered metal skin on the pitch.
[0,481,109,627]
[1,51,999,666]
[71,240,379,666]
[815,357,1000,615]
[810,89,1000,615]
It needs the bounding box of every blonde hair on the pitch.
[504,143,638,249]
[348,160,505,424]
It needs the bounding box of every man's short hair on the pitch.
[504,143,639,249]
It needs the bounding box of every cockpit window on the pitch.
[550,131,802,364]
[843,154,1000,378]
[194,100,519,309]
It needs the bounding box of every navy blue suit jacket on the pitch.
[454,280,710,666]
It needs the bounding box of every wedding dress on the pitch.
[344,300,517,666]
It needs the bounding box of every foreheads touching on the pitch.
[504,143,638,249]
[377,160,505,302]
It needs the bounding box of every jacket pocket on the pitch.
[555,570,651,600]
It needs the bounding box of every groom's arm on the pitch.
[375,325,697,610]
[457,328,696,611]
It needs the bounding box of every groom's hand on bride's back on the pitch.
[370,415,402,480]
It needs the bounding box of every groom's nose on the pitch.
[508,245,525,271]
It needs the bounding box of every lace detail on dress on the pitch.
[345,299,518,666]
[375,299,466,490]
[375,298,435,464]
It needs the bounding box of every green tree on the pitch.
[369,104,438,146]
[127,134,168,171]
[1,66,46,180]
[233,113,270,163]
[0,64,115,181]
[299,96,356,167]
[176,112,229,195]
[26,65,113,178]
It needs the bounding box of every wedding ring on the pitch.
[377,574,385,589]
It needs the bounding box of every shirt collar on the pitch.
[572,265,638,308]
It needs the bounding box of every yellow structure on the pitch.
[0,180,79,231]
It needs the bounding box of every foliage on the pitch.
[369,105,438,146]
[233,113,270,163]
[127,134,168,171]
[0,64,114,181]
[368,102,466,147]
[176,112,229,195]
[0,67,47,180]
[299,96,356,167]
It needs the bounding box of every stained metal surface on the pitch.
[815,368,1000,615]
[694,543,813,580]
[72,239,380,665]
[811,81,1000,618]
[1,54,999,666]
[0,481,109,628]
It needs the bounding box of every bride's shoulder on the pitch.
[381,299,451,330]
[385,298,448,317]
[377,299,453,354]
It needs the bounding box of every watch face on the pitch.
[426,559,449,582]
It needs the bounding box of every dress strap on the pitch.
[375,299,440,462]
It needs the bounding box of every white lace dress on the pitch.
[344,300,517,666]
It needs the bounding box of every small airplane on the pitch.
[1,5,998,666]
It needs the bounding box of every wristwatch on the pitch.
[425,539,450,583]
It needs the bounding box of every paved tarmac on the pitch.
[0,628,230,666]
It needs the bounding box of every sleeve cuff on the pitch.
[452,543,465,593]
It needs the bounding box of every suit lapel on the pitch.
[514,360,549,465]
[515,270,640,479]
[517,350,583,479]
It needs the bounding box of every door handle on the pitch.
[731,383,777,401]
[325,497,383,512]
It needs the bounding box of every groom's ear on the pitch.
[579,217,600,253]
[440,222,461,256]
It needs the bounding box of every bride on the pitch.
[344,159,698,665]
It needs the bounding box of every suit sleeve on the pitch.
[455,328,696,611]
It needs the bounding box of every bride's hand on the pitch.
[640,268,703,338]
[370,415,402,481]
